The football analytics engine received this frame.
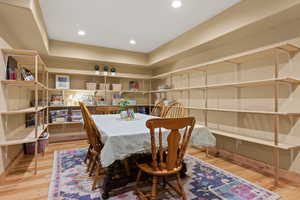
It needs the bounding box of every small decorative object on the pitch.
[103,65,109,75]
[94,65,100,75]
[86,82,97,90]
[158,84,171,90]
[129,81,139,91]
[56,75,70,89]
[21,67,34,81]
[110,67,116,76]
[50,94,64,106]
[118,98,129,119]
[6,56,18,80]
[112,83,122,91]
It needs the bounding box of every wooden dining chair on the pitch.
[163,101,185,118]
[79,102,93,165]
[150,100,165,117]
[96,106,119,114]
[135,117,195,200]
[80,102,105,190]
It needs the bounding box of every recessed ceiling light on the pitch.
[172,0,182,8]
[78,30,85,36]
[129,39,136,45]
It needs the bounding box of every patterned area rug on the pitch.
[48,148,280,200]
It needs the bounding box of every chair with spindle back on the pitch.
[80,102,105,190]
[79,102,93,165]
[96,106,119,114]
[135,117,195,200]
[150,100,165,117]
[163,101,185,118]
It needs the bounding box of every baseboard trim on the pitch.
[0,150,24,184]
[200,147,300,184]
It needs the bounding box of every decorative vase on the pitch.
[120,111,128,119]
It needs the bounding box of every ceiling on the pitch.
[39,0,240,53]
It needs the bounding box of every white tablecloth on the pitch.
[92,113,216,167]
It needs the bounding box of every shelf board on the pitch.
[1,49,48,69]
[48,68,152,80]
[0,106,48,115]
[0,124,48,146]
[1,80,47,89]
[151,77,300,92]
[187,107,300,116]
[48,121,81,125]
[210,128,300,150]
[150,87,189,93]
[152,43,300,79]
[49,104,150,108]
[48,88,149,94]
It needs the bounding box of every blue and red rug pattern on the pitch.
[48,148,280,200]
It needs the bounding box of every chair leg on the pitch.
[89,157,97,176]
[86,155,93,173]
[84,146,92,164]
[135,169,142,189]
[92,165,100,190]
[176,173,186,200]
[151,176,158,200]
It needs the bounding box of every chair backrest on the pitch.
[163,101,185,118]
[151,100,165,117]
[79,102,103,152]
[96,106,119,114]
[146,117,195,171]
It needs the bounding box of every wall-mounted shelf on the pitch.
[0,125,48,146]
[48,121,81,126]
[152,43,300,79]
[48,68,152,80]
[149,42,300,186]
[187,107,300,116]
[210,128,300,150]
[0,49,49,175]
[0,80,47,89]
[151,77,300,93]
[0,106,48,115]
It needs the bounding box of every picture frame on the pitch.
[56,75,70,89]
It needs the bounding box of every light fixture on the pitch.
[172,0,182,8]
[78,30,85,36]
[129,39,136,45]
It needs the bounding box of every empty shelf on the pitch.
[210,128,300,150]
[0,125,48,146]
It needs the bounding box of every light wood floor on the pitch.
[0,140,299,200]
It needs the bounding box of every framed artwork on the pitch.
[56,75,70,89]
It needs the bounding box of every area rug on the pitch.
[48,148,280,200]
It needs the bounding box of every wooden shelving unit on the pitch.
[149,42,300,186]
[0,49,49,174]
[47,67,152,142]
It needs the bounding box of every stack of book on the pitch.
[50,110,68,123]
[71,110,82,122]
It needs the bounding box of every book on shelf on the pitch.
[50,110,68,123]
[6,56,18,80]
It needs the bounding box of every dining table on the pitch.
[91,113,216,198]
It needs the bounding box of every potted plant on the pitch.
[111,67,116,76]
[118,98,129,119]
[103,65,109,75]
[94,65,100,75]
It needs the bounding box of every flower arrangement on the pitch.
[118,98,129,112]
